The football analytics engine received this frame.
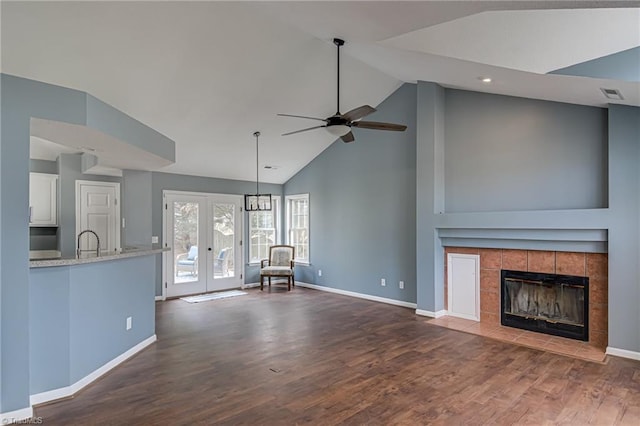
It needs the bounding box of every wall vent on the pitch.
[600,88,624,100]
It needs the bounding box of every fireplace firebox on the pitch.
[501,270,588,341]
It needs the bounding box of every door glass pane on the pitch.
[213,203,235,279]
[173,201,199,284]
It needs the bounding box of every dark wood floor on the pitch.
[36,287,640,425]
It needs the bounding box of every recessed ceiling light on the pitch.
[600,88,624,100]
[479,77,492,83]
[76,146,98,152]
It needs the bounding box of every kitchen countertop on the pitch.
[30,246,169,268]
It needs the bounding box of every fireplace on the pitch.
[501,270,589,341]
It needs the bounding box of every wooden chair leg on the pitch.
[268,277,271,287]
[287,276,291,291]
[260,275,263,291]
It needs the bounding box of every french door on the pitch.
[164,191,243,298]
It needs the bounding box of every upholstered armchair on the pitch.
[260,245,295,291]
[176,245,199,276]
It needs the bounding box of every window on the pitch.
[248,196,280,263]
[286,194,309,263]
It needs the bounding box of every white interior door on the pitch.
[164,192,243,298]
[165,194,207,297]
[76,180,120,254]
[447,253,480,321]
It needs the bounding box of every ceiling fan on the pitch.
[278,38,407,143]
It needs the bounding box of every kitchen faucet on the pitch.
[77,229,101,258]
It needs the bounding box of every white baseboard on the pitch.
[606,346,640,361]
[0,405,34,425]
[296,282,417,309]
[415,309,447,318]
[241,282,261,289]
[30,335,157,406]
[154,296,165,301]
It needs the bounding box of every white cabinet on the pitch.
[29,172,58,227]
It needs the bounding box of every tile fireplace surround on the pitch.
[435,247,608,362]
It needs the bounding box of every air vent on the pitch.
[264,165,279,170]
[600,88,624,100]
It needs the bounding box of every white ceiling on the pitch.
[2,1,639,184]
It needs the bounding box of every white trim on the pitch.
[30,335,156,406]
[0,406,34,425]
[296,282,417,309]
[241,282,261,289]
[285,193,310,263]
[162,190,244,298]
[155,296,165,301]
[606,346,640,361]
[416,309,448,318]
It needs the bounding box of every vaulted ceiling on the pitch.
[2,1,639,184]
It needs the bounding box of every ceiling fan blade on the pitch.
[277,113,327,122]
[351,121,407,132]
[342,105,376,122]
[282,125,326,136]
[341,131,355,143]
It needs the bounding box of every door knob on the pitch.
[208,248,212,251]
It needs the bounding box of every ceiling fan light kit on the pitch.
[326,124,351,137]
[244,131,272,212]
[278,38,407,143]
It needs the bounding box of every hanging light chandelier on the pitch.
[244,131,272,211]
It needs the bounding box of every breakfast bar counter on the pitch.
[29,246,168,268]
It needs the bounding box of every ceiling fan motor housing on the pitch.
[327,115,349,127]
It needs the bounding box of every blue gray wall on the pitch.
[1,74,87,413]
[150,171,283,295]
[0,73,174,414]
[607,104,640,352]
[415,82,611,314]
[443,90,608,212]
[30,255,156,394]
[122,170,153,248]
[415,82,638,354]
[550,46,640,82]
[283,83,418,303]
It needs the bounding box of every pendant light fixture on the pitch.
[244,131,272,211]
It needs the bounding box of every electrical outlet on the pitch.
[151,236,159,244]
[381,278,386,287]
[126,316,132,330]
[399,281,404,289]
[318,269,322,276]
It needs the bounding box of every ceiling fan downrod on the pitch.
[334,38,344,115]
